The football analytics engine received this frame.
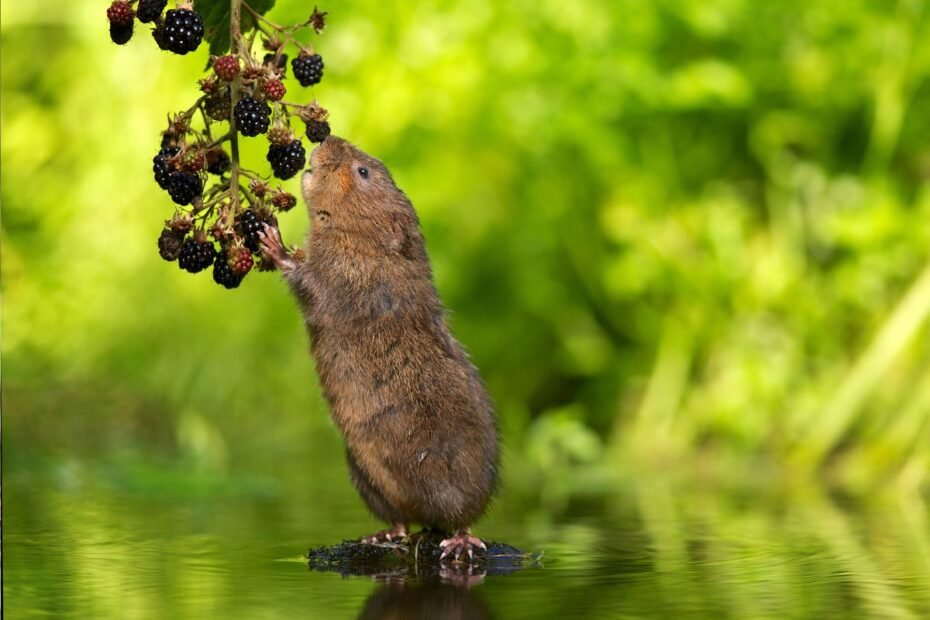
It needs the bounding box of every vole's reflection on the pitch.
[357,572,491,620]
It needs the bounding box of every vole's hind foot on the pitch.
[439,528,486,562]
[361,523,408,544]
[258,223,298,273]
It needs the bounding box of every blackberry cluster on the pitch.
[213,250,245,288]
[292,54,324,87]
[237,209,266,252]
[107,1,134,45]
[137,0,167,23]
[234,97,271,137]
[162,8,204,55]
[167,172,203,205]
[267,140,306,180]
[178,238,216,273]
[305,119,331,143]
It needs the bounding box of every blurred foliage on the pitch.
[4,0,930,506]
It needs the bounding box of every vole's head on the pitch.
[301,136,421,256]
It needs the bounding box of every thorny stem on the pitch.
[229,0,243,212]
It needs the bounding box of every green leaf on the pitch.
[197,0,278,57]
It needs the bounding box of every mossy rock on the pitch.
[307,532,536,578]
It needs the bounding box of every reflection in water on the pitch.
[358,579,490,620]
[4,462,930,618]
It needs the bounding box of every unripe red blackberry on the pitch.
[267,139,306,180]
[305,119,331,143]
[137,0,167,23]
[162,8,204,55]
[158,228,186,262]
[178,237,216,273]
[167,172,203,205]
[107,1,135,45]
[261,78,286,102]
[292,53,324,87]
[213,55,241,81]
[228,246,254,275]
[153,146,181,189]
[236,209,265,253]
[212,250,245,288]
[271,190,298,212]
[234,96,271,137]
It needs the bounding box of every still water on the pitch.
[5,453,930,619]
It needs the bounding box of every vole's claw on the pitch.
[439,529,485,563]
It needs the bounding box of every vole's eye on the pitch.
[358,166,370,179]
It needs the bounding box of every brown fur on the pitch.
[282,136,498,532]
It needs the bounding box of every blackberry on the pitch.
[158,228,185,261]
[305,119,331,143]
[162,8,204,55]
[137,0,167,23]
[263,53,288,77]
[107,1,134,26]
[206,149,230,175]
[236,209,265,253]
[292,53,324,87]
[153,146,181,189]
[261,78,286,102]
[228,246,254,275]
[178,238,216,273]
[110,22,134,45]
[213,55,240,81]
[267,139,306,180]
[213,250,245,288]
[234,96,271,137]
[167,172,203,205]
[204,90,232,121]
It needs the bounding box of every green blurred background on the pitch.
[5,0,930,525]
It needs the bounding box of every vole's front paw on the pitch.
[259,223,298,273]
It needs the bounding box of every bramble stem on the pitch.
[229,0,242,212]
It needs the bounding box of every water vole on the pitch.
[259,136,498,559]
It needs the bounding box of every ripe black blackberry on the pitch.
[167,172,203,205]
[234,96,271,137]
[178,238,216,273]
[213,250,245,288]
[305,119,331,143]
[267,139,306,180]
[292,53,324,87]
[162,8,204,55]
[158,228,185,261]
[153,146,181,189]
[236,209,265,253]
[137,0,167,23]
